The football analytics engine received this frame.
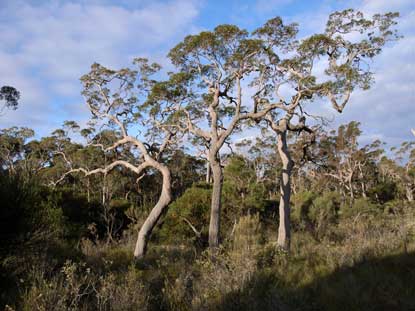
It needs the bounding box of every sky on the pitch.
[0,0,414,148]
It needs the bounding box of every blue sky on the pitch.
[0,0,414,148]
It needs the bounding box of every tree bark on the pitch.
[86,178,91,203]
[406,184,414,202]
[348,176,354,202]
[208,156,223,248]
[276,130,293,250]
[206,161,211,183]
[361,181,367,198]
[134,165,172,258]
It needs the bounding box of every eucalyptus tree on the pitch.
[390,141,415,201]
[249,9,400,249]
[315,122,384,201]
[0,127,34,175]
[161,25,289,248]
[55,59,179,258]
[0,86,19,114]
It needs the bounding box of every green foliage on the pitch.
[223,156,269,218]
[231,214,264,263]
[158,183,211,243]
[292,191,317,227]
[0,173,65,257]
[0,85,20,111]
[167,149,205,198]
[0,173,66,306]
[45,187,96,241]
[292,191,341,236]
[311,192,341,225]
[377,180,400,202]
[340,197,379,219]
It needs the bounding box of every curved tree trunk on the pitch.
[276,130,293,250]
[208,157,223,248]
[134,165,172,258]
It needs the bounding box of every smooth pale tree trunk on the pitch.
[406,185,414,202]
[87,179,91,203]
[276,130,293,250]
[348,177,354,202]
[134,165,172,258]
[206,161,211,183]
[361,182,367,198]
[208,157,223,248]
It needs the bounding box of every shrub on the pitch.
[158,182,211,244]
[0,173,66,306]
[291,191,317,228]
[340,197,379,219]
[20,261,95,311]
[368,180,397,203]
[20,261,148,311]
[309,192,341,237]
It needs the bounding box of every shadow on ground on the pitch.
[210,252,415,311]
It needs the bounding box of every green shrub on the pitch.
[340,197,379,219]
[0,173,67,306]
[222,156,270,220]
[158,182,211,244]
[368,180,397,203]
[292,191,317,227]
[308,192,341,237]
[292,191,340,236]
[20,261,95,311]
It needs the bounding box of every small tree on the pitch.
[252,9,400,249]
[55,59,178,258]
[0,127,34,175]
[0,86,20,114]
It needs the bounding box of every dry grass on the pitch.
[9,207,415,311]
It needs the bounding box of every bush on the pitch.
[291,191,317,228]
[0,173,66,307]
[292,191,340,237]
[20,261,95,311]
[20,261,148,311]
[340,197,379,219]
[222,156,270,221]
[158,182,211,244]
[368,180,397,203]
[231,214,263,264]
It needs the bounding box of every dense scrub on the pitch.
[1,120,415,310]
[1,167,414,310]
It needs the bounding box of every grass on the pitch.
[3,208,415,310]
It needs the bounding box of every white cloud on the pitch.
[0,0,201,136]
[255,0,293,13]
[287,1,415,149]
[230,1,415,150]
[0,0,413,149]
[361,0,414,14]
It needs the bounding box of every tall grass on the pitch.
[5,204,415,311]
